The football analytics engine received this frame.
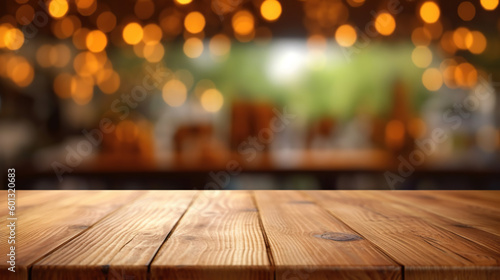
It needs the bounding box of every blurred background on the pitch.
[0,0,499,190]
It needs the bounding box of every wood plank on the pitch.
[0,191,72,217]
[425,191,500,211]
[356,191,500,256]
[32,191,197,280]
[0,191,140,280]
[254,191,401,280]
[307,191,500,280]
[383,191,500,237]
[151,191,272,280]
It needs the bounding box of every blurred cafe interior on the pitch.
[0,0,499,190]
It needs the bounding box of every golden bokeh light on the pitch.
[72,28,90,50]
[374,13,396,36]
[133,41,146,58]
[53,72,73,98]
[7,56,34,87]
[162,79,187,107]
[0,24,12,49]
[52,16,79,39]
[175,0,192,4]
[424,21,443,39]
[76,0,94,9]
[260,0,282,22]
[48,0,69,19]
[38,44,72,68]
[465,31,487,54]
[123,23,144,45]
[347,0,365,8]
[452,27,471,50]
[142,24,163,45]
[235,30,255,42]
[183,37,204,58]
[232,10,255,36]
[143,42,165,62]
[411,27,432,46]
[71,75,94,105]
[97,11,117,33]
[76,0,97,16]
[96,69,121,94]
[411,46,432,68]
[86,30,107,53]
[160,11,183,37]
[440,59,458,89]
[422,68,443,91]
[209,34,231,56]
[307,34,327,51]
[4,27,24,50]
[36,45,52,68]
[420,2,440,24]
[335,24,357,47]
[455,62,477,88]
[73,51,107,77]
[184,12,206,34]
[16,4,35,25]
[201,88,224,112]
[480,0,499,10]
[458,1,476,21]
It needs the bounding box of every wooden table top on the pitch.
[1,190,499,280]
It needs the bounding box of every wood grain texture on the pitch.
[2,190,499,280]
[367,191,500,254]
[421,190,500,211]
[307,191,500,280]
[254,191,401,280]
[384,191,500,237]
[0,191,139,280]
[32,191,196,280]
[151,191,272,280]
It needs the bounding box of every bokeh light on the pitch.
[86,30,107,53]
[184,12,206,34]
[162,79,187,107]
[454,62,477,88]
[16,4,34,25]
[143,24,163,45]
[70,75,94,105]
[183,37,204,58]
[48,0,69,19]
[200,88,224,112]
[458,2,476,21]
[375,13,396,36]
[260,0,282,22]
[123,23,144,45]
[335,24,357,47]
[175,0,192,5]
[420,2,440,24]
[232,10,255,36]
[411,46,432,68]
[53,72,73,98]
[209,34,231,56]
[4,27,24,50]
[480,0,499,10]
[97,12,117,33]
[422,68,443,91]
[465,31,487,54]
